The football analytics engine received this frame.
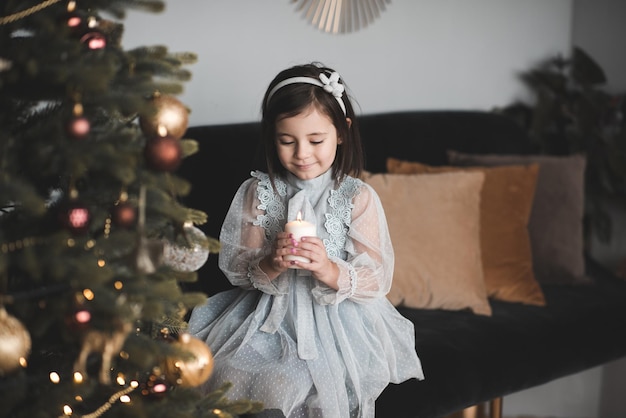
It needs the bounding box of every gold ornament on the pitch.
[74,321,132,384]
[0,307,31,375]
[139,94,189,140]
[163,333,213,387]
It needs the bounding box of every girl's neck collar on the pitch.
[286,169,333,190]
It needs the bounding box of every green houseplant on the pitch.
[499,46,626,246]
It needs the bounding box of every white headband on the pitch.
[266,71,346,115]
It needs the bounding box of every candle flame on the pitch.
[296,211,302,222]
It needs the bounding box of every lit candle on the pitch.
[284,211,316,266]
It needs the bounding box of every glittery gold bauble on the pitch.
[139,94,189,140]
[163,333,213,387]
[0,307,31,375]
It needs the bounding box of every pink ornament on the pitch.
[80,32,106,50]
[59,202,91,234]
[144,136,182,172]
[67,116,90,140]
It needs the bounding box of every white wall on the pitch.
[121,0,572,126]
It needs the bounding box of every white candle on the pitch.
[284,211,316,266]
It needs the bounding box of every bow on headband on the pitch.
[319,72,345,99]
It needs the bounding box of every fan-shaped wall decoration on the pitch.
[291,0,391,34]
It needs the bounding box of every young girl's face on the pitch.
[274,105,341,180]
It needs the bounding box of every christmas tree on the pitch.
[0,1,262,417]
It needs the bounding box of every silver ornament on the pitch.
[163,225,210,272]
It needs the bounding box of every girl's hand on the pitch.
[260,232,339,289]
[288,236,339,290]
[259,231,298,279]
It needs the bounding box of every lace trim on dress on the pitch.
[324,176,362,295]
[323,176,361,258]
[251,171,286,239]
[347,263,358,297]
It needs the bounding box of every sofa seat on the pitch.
[376,257,626,417]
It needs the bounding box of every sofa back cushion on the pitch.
[448,151,589,286]
[387,158,545,306]
[363,170,492,316]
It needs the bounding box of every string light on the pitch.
[82,289,94,301]
[49,372,61,384]
[103,217,112,237]
[1,237,43,254]
[0,0,63,25]
[56,383,138,418]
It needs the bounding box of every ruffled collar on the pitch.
[286,169,334,192]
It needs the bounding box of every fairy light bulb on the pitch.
[49,372,60,383]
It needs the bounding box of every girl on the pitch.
[188,62,423,417]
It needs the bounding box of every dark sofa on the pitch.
[179,111,626,418]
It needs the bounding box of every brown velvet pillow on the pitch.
[363,170,492,316]
[447,151,590,285]
[387,158,546,306]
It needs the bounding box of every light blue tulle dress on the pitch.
[187,169,423,418]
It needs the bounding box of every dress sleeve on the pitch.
[217,177,288,296]
[312,183,394,304]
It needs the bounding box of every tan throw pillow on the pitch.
[447,151,590,285]
[364,170,492,316]
[387,158,546,306]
